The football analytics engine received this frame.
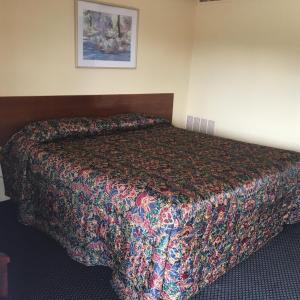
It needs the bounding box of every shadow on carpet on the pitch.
[1,201,300,300]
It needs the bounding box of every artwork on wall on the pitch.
[76,0,138,68]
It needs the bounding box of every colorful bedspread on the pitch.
[2,114,300,300]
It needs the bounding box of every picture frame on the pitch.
[76,0,138,68]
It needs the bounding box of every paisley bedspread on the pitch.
[2,114,300,300]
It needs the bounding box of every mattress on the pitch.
[2,114,300,299]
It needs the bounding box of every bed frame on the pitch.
[0,93,173,146]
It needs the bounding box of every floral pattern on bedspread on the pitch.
[2,114,300,300]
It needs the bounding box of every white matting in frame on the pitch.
[76,0,138,68]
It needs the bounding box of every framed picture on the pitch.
[76,0,138,68]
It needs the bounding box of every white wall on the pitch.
[1,0,300,152]
[187,0,300,152]
[0,0,196,127]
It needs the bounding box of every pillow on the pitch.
[7,114,170,145]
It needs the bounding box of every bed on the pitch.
[1,95,300,300]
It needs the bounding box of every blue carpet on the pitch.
[1,201,300,300]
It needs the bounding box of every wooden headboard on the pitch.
[0,93,173,146]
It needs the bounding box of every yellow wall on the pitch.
[0,0,196,127]
[187,0,300,152]
[1,0,300,152]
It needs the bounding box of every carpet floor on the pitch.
[1,200,300,300]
